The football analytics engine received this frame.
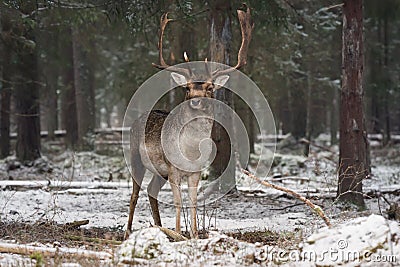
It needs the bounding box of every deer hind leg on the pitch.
[188,173,200,238]
[125,158,145,239]
[147,174,167,227]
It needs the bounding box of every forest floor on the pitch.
[0,135,399,266]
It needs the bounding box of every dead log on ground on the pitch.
[0,242,112,260]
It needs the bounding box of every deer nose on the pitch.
[190,99,201,108]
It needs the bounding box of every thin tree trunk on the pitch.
[15,2,41,162]
[330,85,338,145]
[72,26,95,150]
[247,107,255,154]
[61,28,78,149]
[286,80,294,135]
[0,54,12,159]
[46,67,59,140]
[0,8,12,158]
[304,71,312,156]
[39,29,59,140]
[383,16,391,145]
[337,0,369,207]
[209,0,236,192]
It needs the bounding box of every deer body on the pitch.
[127,81,220,239]
[125,6,253,239]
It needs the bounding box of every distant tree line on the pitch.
[0,0,399,197]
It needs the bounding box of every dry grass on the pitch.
[0,220,124,266]
[0,221,124,247]
[226,228,302,248]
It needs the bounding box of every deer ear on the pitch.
[214,75,230,90]
[171,72,187,86]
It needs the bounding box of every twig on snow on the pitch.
[241,169,332,227]
[154,226,188,242]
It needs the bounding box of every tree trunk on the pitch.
[0,8,12,158]
[45,66,59,140]
[72,27,95,150]
[330,85,338,145]
[39,29,59,140]
[209,0,236,192]
[337,0,369,207]
[304,72,313,156]
[382,16,391,145]
[14,2,41,162]
[60,28,78,149]
[168,16,193,110]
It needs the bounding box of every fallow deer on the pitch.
[126,6,253,239]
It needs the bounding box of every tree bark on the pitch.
[168,15,193,110]
[337,0,369,207]
[304,71,313,156]
[39,28,59,140]
[208,0,236,192]
[382,16,391,145]
[45,64,59,140]
[0,7,12,158]
[14,2,41,162]
[72,27,95,150]
[60,28,78,149]
[330,85,338,145]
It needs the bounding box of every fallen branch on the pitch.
[270,203,304,211]
[0,180,130,191]
[299,138,335,153]
[241,169,332,227]
[270,176,310,182]
[0,242,112,260]
[155,226,188,242]
[64,234,122,245]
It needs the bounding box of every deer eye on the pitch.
[207,85,214,91]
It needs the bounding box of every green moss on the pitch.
[30,252,44,267]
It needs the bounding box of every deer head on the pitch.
[152,5,254,108]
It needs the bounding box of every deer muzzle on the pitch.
[190,98,202,109]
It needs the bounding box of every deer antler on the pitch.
[212,4,254,77]
[204,58,212,77]
[152,13,191,77]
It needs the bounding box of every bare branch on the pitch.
[242,169,332,227]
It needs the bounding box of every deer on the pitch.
[125,6,253,239]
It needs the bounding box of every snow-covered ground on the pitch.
[0,139,399,266]
[115,214,400,266]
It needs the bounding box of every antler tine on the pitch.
[213,4,254,77]
[152,13,171,68]
[152,13,191,77]
[184,52,193,76]
[204,58,211,77]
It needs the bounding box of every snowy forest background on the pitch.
[1,0,400,155]
[0,0,400,266]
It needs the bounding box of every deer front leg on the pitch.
[169,169,182,234]
[188,172,200,238]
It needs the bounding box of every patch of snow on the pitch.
[0,253,35,267]
[300,214,400,266]
[117,227,277,266]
